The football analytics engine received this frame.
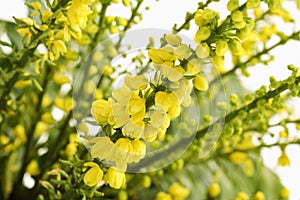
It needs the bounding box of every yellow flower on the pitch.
[34,121,49,136]
[175,44,192,60]
[277,151,290,167]
[208,183,221,197]
[169,182,190,200]
[196,43,210,59]
[148,48,176,63]
[165,34,182,47]
[13,125,27,143]
[17,28,32,42]
[90,137,116,161]
[129,139,146,162]
[243,159,254,176]
[171,80,193,106]
[41,10,53,22]
[30,2,41,16]
[202,9,217,20]
[247,0,260,8]
[122,118,145,138]
[65,143,78,157]
[215,40,228,56]
[46,31,67,61]
[128,93,146,122]
[122,0,130,6]
[154,62,184,82]
[194,26,211,43]
[67,0,93,28]
[54,97,74,112]
[156,192,172,200]
[235,192,249,200]
[83,162,103,187]
[229,151,249,164]
[91,99,113,124]
[280,188,289,199]
[253,191,265,200]
[229,39,242,55]
[114,138,133,170]
[212,55,225,72]
[155,91,181,119]
[124,75,148,90]
[227,0,240,11]
[26,160,40,176]
[104,167,126,189]
[187,58,201,75]
[193,75,208,91]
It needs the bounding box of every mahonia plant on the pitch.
[0,0,300,200]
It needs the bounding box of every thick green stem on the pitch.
[196,75,300,139]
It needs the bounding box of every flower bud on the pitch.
[229,39,242,55]
[227,0,240,11]
[194,26,211,43]
[195,43,210,58]
[208,183,221,197]
[247,0,260,8]
[215,40,228,56]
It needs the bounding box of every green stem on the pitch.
[211,30,300,84]
[115,0,143,50]
[196,75,300,139]
[173,0,214,32]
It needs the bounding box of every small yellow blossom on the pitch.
[229,39,242,55]
[124,75,148,90]
[26,160,40,176]
[54,97,74,112]
[41,10,53,22]
[91,99,113,123]
[156,192,172,200]
[30,2,41,16]
[90,137,116,161]
[215,40,228,56]
[253,191,265,200]
[13,125,27,143]
[235,192,249,200]
[208,183,221,197]
[227,0,240,11]
[277,151,290,167]
[229,151,249,164]
[194,26,211,43]
[169,182,190,200]
[280,188,289,199]
[104,167,126,189]
[154,62,183,82]
[196,43,210,59]
[165,34,182,47]
[193,75,208,91]
[247,0,260,8]
[83,162,103,187]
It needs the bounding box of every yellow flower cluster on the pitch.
[83,162,126,189]
[156,182,190,200]
[193,7,256,71]
[89,68,204,171]
[148,34,208,91]
[16,0,95,61]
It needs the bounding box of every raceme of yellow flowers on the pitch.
[83,33,210,188]
[16,0,95,61]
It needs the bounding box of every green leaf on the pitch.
[0,20,23,50]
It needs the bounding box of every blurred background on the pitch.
[1,0,300,199]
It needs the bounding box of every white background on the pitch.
[1,0,300,199]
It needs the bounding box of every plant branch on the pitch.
[196,75,300,139]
